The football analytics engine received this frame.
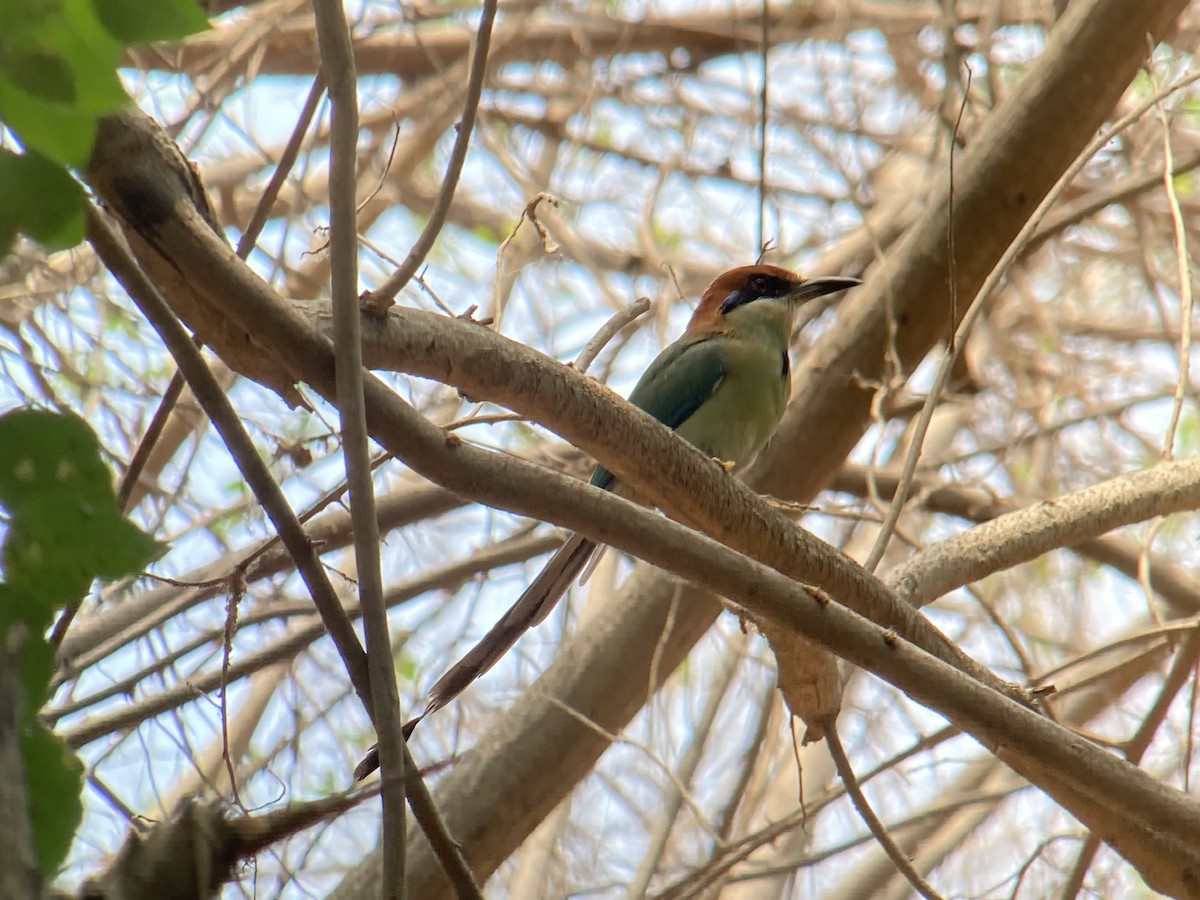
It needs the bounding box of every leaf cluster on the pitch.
[0,408,160,876]
[0,0,208,251]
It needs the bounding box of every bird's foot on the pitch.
[712,457,737,473]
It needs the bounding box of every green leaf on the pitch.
[2,514,159,607]
[0,408,162,608]
[40,0,128,114]
[22,725,83,875]
[0,149,85,253]
[0,0,63,44]
[0,409,161,879]
[0,47,75,103]
[20,617,52,706]
[0,408,116,514]
[0,0,128,165]
[5,620,81,878]
[0,564,79,633]
[0,76,97,166]
[93,0,210,44]
[0,584,48,634]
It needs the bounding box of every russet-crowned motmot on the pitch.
[354,264,859,780]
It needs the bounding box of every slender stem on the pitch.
[85,203,375,727]
[311,0,406,894]
[362,0,499,307]
[862,69,1200,574]
[826,726,945,900]
[236,70,328,259]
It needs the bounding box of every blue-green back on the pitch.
[590,337,724,490]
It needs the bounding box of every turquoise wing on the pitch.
[590,337,724,489]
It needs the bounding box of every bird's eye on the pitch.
[751,275,768,293]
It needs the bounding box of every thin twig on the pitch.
[572,297,651,375]
[626,638,743,899]
[1031,616,1197,688]
[400,741,484,899]
[442,410,525,431]
[84,204,375,760]
[361,0,499,311]
[862,68,1200,574]
[1060,628,1200,895]
[704,680,776,879]
[945,62,971,349]
[756,0,769,254]
[545,694,715,828]
[356,119,403,217]
[236,71,328,259]
[54,534,562,743]
[115,71,327,519]
[712,787,1018,891]
[656,725,963,900]
[115,369,186,513]
[1154,67,1194,459]
[220,587,245,810]
[311,0,406,894]
[59,358,187,652]
[826,726,945,900]
[88,202,481,896]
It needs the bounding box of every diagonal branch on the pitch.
[361,0,498,310]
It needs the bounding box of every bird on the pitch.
[353,263,860,780]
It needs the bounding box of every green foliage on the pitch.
[93,0,209,44]
[0,409,161,596]
[0,408,162,875]
[0,0,127,165]
[0,149,86,251]
[0,0,209,254]
[21,710,83,876]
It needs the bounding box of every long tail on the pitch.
[425,531,596,715]
[353,532,596,781]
